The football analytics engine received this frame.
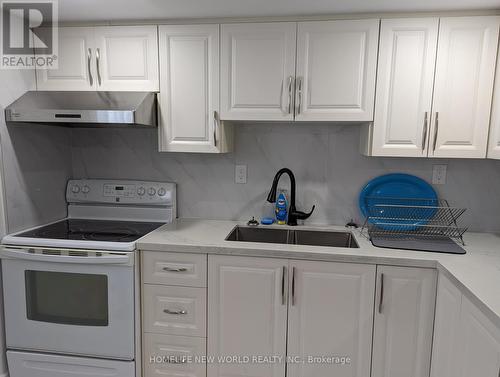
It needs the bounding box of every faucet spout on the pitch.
[266,168,315,226]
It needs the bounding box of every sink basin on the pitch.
[225,226,359,248]
[294,229,358,248]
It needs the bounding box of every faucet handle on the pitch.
[293,205,315,220]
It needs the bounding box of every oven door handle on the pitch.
[0,248,131,265]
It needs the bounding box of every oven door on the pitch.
[1,248,135,360]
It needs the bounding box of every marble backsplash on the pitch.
[71,123,500,232]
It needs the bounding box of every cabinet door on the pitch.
[371,18,438,157]
[287,261,375,377]
[158,25,225,153]
[455,296,500,377]
[429,16,500,158]
[94,26,159,91]
[371,266,437,377]
[487,45,500,159]
[430,273,462,377]
[220,22,296,121]
[36,27,95,91]
[295,19,379,121]
[208,255,288,377]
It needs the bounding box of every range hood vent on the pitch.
[5,91,157,127]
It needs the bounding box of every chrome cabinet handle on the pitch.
[287,76,294,114]
[281,266,287,305]
[96,47,102,86]
[166,356,188,364]
[87,48,93,86]
[213,111,218,147]
[378,273,384,314]
[421,112,428,151]
[162,266,188,272]
[296,77,302,115]
[433,112,439,152]
[291,266,296,306]
[164,309,187,315]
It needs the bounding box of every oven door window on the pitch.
[25,270,108,326]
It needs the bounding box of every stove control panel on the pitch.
[66,179,176,206]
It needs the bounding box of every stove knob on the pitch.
[148,187,156,196]
[158,187,166,196]
[82,185,90,194]
[71,185,80,193]
[137,187,146,196]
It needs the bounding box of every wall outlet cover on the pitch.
[432,164,447,185]
[235,165,247,184]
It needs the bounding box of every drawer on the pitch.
[144,333,206,377]
[144,285,206,337]
[143,252,207,287]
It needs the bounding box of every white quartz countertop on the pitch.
[137,218,500,328]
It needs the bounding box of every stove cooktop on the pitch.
[15,219,165,243]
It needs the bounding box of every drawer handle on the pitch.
[164,309,187,315]
[163,267,188,272]
[166,356,188,364]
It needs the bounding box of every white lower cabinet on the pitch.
[144,333,206,377]
[207,255,288,377]
[286,260,375,377]
[371,266,437,377]
[431,274,500,377]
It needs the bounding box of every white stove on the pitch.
[0,179,176,377]
[3,179,176,251]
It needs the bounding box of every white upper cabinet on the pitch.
[487,43,500,159]
[429,16,500,158]
[286,260,375,377]
[295,19,379,121]
[371,266,437,377]
[36,27,96,91]
[94,26,159,91]
[36,26,159,91]
[370,18,439,157]
[208,255,288,377]
[220,22,297,121]
[158,24,231,153]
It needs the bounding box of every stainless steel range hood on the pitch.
[5,91,157,127]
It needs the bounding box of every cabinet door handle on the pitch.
[87,48,93,86]
[287,76,294,114]
[162,266,188,272]
[291,266,296,306]
[296,77,302,115]
[432,112,439,152]
[213,111,218,147]
[96,47,102,86]
[166,356,188,364]
[281,266,287,305]
[421,112,428,151]
[378,273,384,314]
[164,309,187,315]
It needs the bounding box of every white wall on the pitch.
[0,70,72,234]
[71,123,500,232]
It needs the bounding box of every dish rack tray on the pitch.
[361,197,467,245]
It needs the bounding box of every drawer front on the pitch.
[144,285,206,337]
[144,333,206,377]
[143,252,207,287]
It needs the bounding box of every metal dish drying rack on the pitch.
[360,197,467,246]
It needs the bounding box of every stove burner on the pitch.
[16,219,165,243]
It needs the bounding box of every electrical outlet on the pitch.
[235,165,247,184]
[432,164,447,185]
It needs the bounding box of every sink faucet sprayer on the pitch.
[266,168,315,226]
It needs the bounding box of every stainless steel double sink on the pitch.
[225,226,359,248]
